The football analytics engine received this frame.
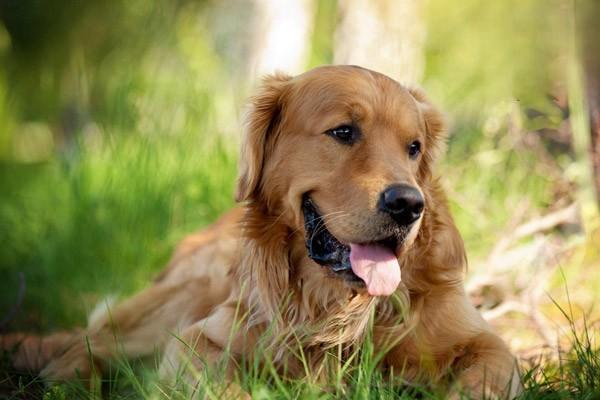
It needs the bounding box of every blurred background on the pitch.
[0,0,599,365]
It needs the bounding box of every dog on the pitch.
[2,65,521,398]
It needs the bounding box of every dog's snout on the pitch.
[379,184,424,225]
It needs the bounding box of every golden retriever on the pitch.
[2,65,521,398]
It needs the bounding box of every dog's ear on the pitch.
[408,87,447,179]
[236,73,292,202]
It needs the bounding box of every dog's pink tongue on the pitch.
[349,244,401,296]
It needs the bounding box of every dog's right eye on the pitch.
[326,125,357,145]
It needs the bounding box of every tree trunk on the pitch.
[333,0,425,85]
[248,0,314,79]
[579,1,600,209]
[587,79,600,209]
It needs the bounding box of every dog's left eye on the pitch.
[326,125,357,145]
[408,140,421,159]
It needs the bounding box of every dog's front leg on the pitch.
[449,330,522,399]
[385,290,522,399]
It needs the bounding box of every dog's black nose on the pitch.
[379,184,424,225]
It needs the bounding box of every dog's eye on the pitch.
[326,125,357,145]
[408,141,421,159]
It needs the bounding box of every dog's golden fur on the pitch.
[2,66,521,398]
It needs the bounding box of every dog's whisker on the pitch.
[308,213,350,244]
[311,215,349,240]
[289,210,347,237]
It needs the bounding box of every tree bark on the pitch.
[333,0,425,85]
[578,1,600,209]
[248,0,314,79]
[588,79,600,209]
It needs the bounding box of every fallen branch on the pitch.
[488,203,579,261]
[467,204,582,353]
[511,203,579,241]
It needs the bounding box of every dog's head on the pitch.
[237,66,446,297]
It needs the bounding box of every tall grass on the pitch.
[2,295,598,399]
[0,132,237,331]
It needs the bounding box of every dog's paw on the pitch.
[1,332,77,372]
[40,344,98,382]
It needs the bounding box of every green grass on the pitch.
[1,299,599,399]
[0,132,237,331]
[443,122,555,260]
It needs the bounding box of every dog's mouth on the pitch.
[302,195,408,295]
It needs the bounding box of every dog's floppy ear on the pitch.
[236,73,292,202]
[408,87,447,179]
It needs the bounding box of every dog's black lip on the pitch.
[302,194,402,284]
